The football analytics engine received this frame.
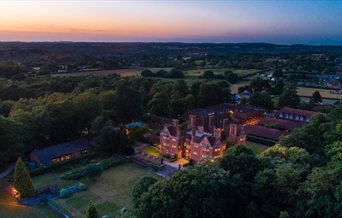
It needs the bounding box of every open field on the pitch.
[0,189,58,218]
[185,68,259,77]
[51,68,142,77]
[51,67,259,79]
[32,162,158,218]
[297,87,341,99]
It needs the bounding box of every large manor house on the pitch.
[160,103,315,163]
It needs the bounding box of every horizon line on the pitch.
[1,40,342,47]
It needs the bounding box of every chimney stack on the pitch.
[191,128,196,142]
[172,119,181,138]
[214,128,221,139]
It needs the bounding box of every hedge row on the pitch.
[61,157,130,180]
[30,152,101,177]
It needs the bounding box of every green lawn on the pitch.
[96,201,119,215]
[46,162,159,217]
[244,142,269,154]
[65,192,101,209]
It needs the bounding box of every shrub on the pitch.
[59,189,72,198]
[61,157,130,180]
[85,164,102,178]
[77,183,87,191]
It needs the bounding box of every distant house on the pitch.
[327,81,341,90]
[30,138,94,166]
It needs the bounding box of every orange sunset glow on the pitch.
[0,1,341,44]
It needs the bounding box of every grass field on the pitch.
[297,87,341,99]
[244,142,269,154]
[51,68,142,77]
[185,68,259,77]
[0,189,58,218]
[31,162,158,218]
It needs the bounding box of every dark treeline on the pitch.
[0,75,231,169]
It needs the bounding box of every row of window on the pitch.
[279,113,308,121]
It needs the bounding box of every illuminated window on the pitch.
[52,158,60,163]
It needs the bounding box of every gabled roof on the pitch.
[245,125,288,141]
[31,138,93,165]
[167,126,177,137]
[276,107,316,118]
[206,136,220,147]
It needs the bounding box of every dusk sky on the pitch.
[1,1,342,45]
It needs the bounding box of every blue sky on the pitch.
[0,0,341,44]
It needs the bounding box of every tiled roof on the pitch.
[259,117,304,131]
[276,107,316,118]
[166,126,177,137]
[31,138,93,165]
[245,125,288,141]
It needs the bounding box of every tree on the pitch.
[0,116,28,170]
[249,77,270,92]
[132,176,157,208]
[112,83,143,122]
[273,80,284,95]
[13,157,35,199]
[86,201,100,218]
[295,166,342,218]
[261,144,312,166]
[278,84,300,108]
[220,145,260,180]
[202,70,215,78]
[225,71,239,83]
[31,100,78,146]
[310,91,322,104]
[136,165,247,218]
[280,114,326,154]
[273,69,283,78]
[73,91,101,132]
[198,82,230,107]
[94,123,127,154]
[141,69,155,77]
[249,92,273,109]
[147,92,169,117]
[167,69,184,78]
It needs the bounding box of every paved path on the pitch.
[155,165,177,178]
[163,158,189,170]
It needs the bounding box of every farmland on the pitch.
[297,87,341,99]
[51,67,259,79]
